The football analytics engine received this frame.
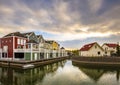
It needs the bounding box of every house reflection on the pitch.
[72,63,120,82]
[0,60,66,85]
[80,68,104,82]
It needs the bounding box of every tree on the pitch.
[72,50,79,56]
[116,42,120,56]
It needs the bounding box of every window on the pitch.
[98,51,100,55]
[17,39,20,44]
[24,40,26,45]
[9,40,11,42]
[21,39,23,45]
[17,45,21,49]
[28,44,31,49]
[95,45,97,49]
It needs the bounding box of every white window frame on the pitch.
[21,39,23,45]
[24,40,26,45]
[17,38,20,44]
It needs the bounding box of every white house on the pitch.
[102,43,118,56]
[79,42,104,57]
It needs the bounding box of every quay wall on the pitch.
[72,56,120,68]
[0,56,69,69]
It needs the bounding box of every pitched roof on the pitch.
[27,40,38,44]
[105,43,118,48]
[22,32,33,36]
[61,47,65,49]
[45,40,53,44]
[37,35,42,38]
[3,32,27,38]
[80,42,96,51]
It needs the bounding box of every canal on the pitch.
[0,60,120,85]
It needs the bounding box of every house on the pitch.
[45,40,60,58]
[22,32,40,60]
[25,40,39,60]
[0,38,2,58]
[45,40,60,50]
[60,47,67,57]
[79,42,104,57]
[102,43,118,56]
[37,35,45,59]
[23,32,38,43]
[0,31,66,60]
[0,32,28,59]
[44,40,53,58]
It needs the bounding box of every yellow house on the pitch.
[45,40,60,50]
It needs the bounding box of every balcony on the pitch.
[14,48,39,52]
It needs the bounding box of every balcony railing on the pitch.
[14,48,39,52]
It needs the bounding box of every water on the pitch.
[0,60,120,85]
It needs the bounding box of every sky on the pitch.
[0,0,120,49]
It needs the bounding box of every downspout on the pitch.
[13,36,15,60]
[31,43,33,61]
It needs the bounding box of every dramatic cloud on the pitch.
[0,0,120,49]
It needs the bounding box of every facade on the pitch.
[25,40,39,60]
[0,32,28,59]
[60,47,67,57]
[79,42,104,57]
[102,43,118,56]
[45,40,60,50]
[44,41,53,58]
[23,32,38,43]
[23,32,41,60]
[0,32,67,60]
[37,35,45,59]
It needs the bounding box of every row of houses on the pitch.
[79,42,119,57]
[0,32,68,60]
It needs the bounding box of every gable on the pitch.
[89,43,104,51]
[80,42,96,51]
[37,35,45,43]
[80,42,104,51]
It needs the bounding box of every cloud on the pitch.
[0,0,120,48]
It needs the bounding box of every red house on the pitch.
[0,32,28,59]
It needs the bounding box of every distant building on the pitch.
[102,43,118,56]
[79,42,104,57]
[45,40,60,50]
[60,47,67,57]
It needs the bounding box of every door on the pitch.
[34,53,37,60]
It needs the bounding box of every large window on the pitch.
[17,38,20,44]
[24,40,26,45]
[28,44,31,49]
[21,39,23,45]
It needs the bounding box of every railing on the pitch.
[14,48,39,52]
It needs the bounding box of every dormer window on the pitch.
[95,45,97,49]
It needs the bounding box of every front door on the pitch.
[34,53,37,60]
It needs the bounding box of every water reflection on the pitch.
[0,61,66,85]
[73,62,120,85]
[0,60,120,85]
